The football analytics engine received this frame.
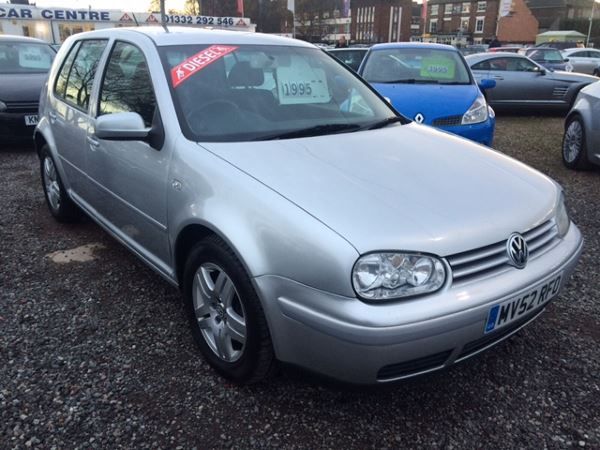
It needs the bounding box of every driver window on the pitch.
[98,41,157,127]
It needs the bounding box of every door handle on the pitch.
[86,136,100,150]
[48,111,57,123]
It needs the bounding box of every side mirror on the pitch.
[564,58,570,62]
[95,112,150,141]
[478,78,496,90]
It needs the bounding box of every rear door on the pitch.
[566,50,594,74]
[49,39,108,195]
[85,40,171,271]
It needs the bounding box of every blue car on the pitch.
[358,43,496,146]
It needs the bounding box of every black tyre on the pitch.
[562,115,592,170]
[183,235,276,384]
[40,145,80,222]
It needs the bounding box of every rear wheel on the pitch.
[593,68,599,77]
[40,145,80,222]
[183,235,276,384]
[562,116,592,170]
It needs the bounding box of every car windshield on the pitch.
[526,49,563,62]
[361,47,471,85]
[159,44,397,142]
[0,42,55,74]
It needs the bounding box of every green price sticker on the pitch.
[420,57,456,80]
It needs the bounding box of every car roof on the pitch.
[466,52,528,63]
[0,34,50,45]
[526,47,559,51]
[369,42,457,52]
[66,26,314,48]
[327,47,368,52]
[563,47,599,53]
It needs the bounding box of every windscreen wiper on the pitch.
[380,79,441,84]
[255,123,361,141]
[365,116,405,130]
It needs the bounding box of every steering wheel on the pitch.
[186,99,243,135]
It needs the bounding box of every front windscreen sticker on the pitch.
[420,57,456,80]
[171,45,238,88]
[19,45,51,69]
[276,57,331,105]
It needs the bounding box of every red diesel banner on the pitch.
[171,45,238,88]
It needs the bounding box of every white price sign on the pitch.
[276,60,330,105]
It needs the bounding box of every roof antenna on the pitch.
[160,0,169,33]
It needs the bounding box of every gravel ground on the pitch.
[1,116,599,449]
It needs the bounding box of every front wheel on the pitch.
[562,116,592,170]
[40,145,80,222]
[183,235,276,384]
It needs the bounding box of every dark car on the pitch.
[525,47,573,72]
[0,35,55,145]
[327,47,368,72]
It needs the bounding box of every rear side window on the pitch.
[98,41,157,127]
[54,39,108,111]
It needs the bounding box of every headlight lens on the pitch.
[352,253,446,300]
[0,100,7,112]
[556,193,570,237]
[462,94,489,125]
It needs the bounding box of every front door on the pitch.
[84,40,171,272]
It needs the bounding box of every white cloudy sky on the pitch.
[34,0,186,12]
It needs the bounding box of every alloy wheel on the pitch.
[192,263,247,362]
[563,120,583,164]
[43,156,61,211]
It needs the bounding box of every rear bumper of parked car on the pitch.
[255,224,582,384]
[0,111,38,142]
[440,115,495,147]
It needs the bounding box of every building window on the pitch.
[462,2,471,14]
[461,18,470,31]
[430,19,438,33]
[430,4,439,15]
[453,3,462,14]
[477,1,487,12]
[444,4,452,14]
[475,17,485,33]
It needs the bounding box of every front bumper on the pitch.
[255,223,583,384]
[0,112,38,142]
[438,115,495,147]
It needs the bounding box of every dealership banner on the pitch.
[0,3,250,27]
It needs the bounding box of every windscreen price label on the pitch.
[276,65,330,105]
[281,81,313,97]
[420,57,456,80]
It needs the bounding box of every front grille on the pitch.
[377,349,453,380]
[4,101,39,113]
[432,115,463,127]
[456,308,544,361]
[447,219,559,285]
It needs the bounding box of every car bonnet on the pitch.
[202,124,558,257]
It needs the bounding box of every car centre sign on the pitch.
[0,3,252,27]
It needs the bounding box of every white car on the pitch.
[562,48,600,76]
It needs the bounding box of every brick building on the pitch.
[424,0,501,45]
[497,0,539,44]
[526,0,597,32]
[350,0,413,44]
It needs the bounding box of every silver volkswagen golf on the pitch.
[35,28,583,384]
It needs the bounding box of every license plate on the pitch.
[484,273,563,334]
[24,115,38,126]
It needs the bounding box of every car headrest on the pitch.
[228,61,264,87]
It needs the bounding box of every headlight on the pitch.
[0,100,7,112]
[556,193,570,238]
[352,252,446,301]
[462,94,488,125]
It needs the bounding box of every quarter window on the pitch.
[98,41,157,127]
[58,40,107,111]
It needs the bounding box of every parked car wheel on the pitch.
[183,235,276,384]
[593,68,600,77]
[562,116,592,170]
[40,145,80,222]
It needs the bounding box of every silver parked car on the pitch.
[562,81,600,169]
[467,52,597,111]
[561,48,600,76]
[35,28,583,385]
